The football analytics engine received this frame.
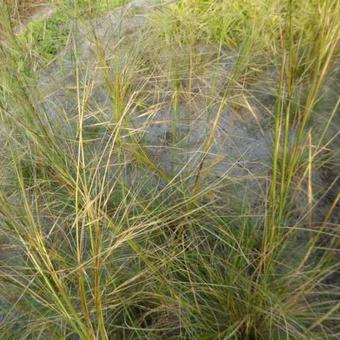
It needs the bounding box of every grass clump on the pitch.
[19,8,70,60]
[15,0,128,62]
[0,0,339,339]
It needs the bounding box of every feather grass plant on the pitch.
[0,0,339,338]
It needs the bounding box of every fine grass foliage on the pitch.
[15,0,128,62]
[0,0,339,339]
[19,8,70,60]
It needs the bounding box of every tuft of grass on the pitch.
[18,8,70,61]
[0,0,339,339]
[14,0,128,62]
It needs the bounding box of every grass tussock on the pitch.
[0,0,339,339]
